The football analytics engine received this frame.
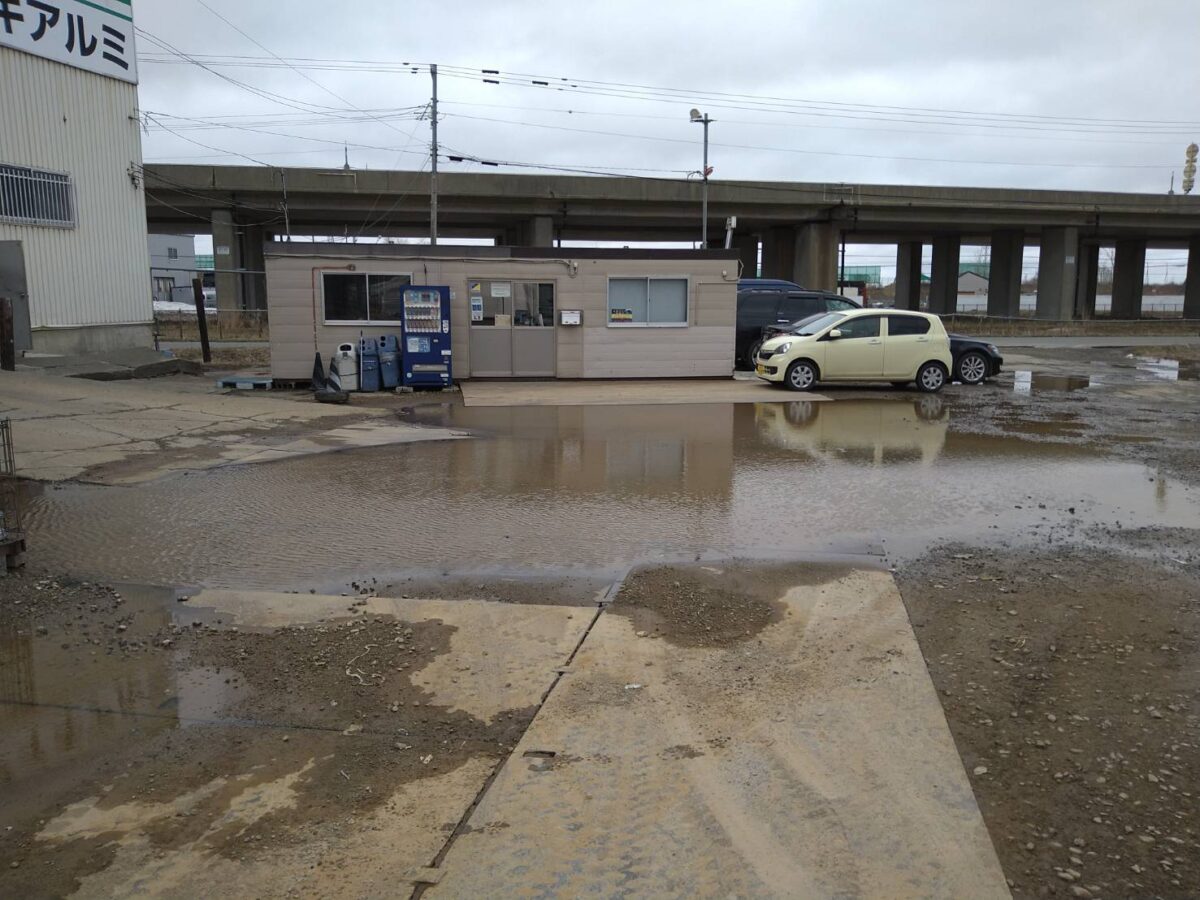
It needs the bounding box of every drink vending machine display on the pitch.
[400,286,452,388]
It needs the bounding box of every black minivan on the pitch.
[735,287,860,369]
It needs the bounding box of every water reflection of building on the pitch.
[749,398,949,466]
[442,406,736,500]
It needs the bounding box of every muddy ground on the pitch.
[5,342,1200,896]
[897,545,1200,899]
[0,575,530,898]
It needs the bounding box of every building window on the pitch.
[0,164,75,227]
[322,272,412,323]
[607,277,688,326]
[469,280,555,327]
[167,247,179,260]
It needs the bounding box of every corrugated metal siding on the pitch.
[0,48,150,330]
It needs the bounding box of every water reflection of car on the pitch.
[755,310,954,393]
[949,335,1003,385]
[754,397,948,465]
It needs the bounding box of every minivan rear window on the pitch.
[795,312,845,335]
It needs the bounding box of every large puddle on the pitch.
[24,398,1199,590]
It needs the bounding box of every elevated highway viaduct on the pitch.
[143,165,1200,318]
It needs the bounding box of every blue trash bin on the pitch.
[378,334,400,389]
[358,337,381,392]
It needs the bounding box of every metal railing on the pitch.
[153,308,269,343]
[0,418,23,534]
[940,313,1200,337]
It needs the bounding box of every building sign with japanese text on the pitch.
[0,0,136,84]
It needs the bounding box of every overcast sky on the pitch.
[134,0,1198,280]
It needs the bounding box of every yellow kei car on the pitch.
[754,309,953,393]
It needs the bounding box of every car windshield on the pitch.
[794,312,846,335]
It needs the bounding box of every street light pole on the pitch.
[690,109,712,246]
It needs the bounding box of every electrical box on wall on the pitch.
[560,310,582,326]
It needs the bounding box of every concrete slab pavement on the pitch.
[26,590,592,899]
[430,566,1008,898]
[0,372,463,483]
[18,347,204,380]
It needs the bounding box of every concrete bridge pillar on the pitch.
[526,215,554,247]
[1074,244,1100,319]
[987,229,1023,317]
[241,224,267,311]
[1111,239,1147,319]
[795,222,838,291]
[496,217,554,247]
[1185,235,1200,320]
[893,242,922,310]
[212,209,241,312]
[928,235,960,316]
[1035,227,1079,320]
[760,227,796,281]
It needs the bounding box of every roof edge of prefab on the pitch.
[262,241,739,261]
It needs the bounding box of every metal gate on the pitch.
[0,242,32,352]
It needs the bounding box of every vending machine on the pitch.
[400,286,453,388]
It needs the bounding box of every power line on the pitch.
[192,0,426,146]
[142,110,431,157]
[435,100,1187,149]
[136,52,1200,130]
[442,112,1176,171]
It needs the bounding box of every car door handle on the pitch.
[868,339,882,345]
[915,337,929,343]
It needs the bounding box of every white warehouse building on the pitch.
[0,0,151,354]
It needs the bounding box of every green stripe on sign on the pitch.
[72,0,135,21]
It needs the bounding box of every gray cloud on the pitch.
[134,0,1197,276]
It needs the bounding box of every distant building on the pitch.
[840,265,883,287]
[1,0,149,353]
[149,235,197,304]
[958,271,989,294]
[959,262,991,280]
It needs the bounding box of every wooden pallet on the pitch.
[215,375,274,391]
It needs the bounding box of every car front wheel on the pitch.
[746,339,764,369]
[916,362,947,393]
[785,360,818,392]
[957,351,989,385]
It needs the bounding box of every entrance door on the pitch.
[468,280,556,376]
[0,242,32,352]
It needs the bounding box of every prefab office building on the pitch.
[265,243,740,382]
[0,0,151,354]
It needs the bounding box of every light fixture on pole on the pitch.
[690,108,713,246]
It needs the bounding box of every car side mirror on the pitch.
[827,328,843,340]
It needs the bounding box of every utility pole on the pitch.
[430,64,439,246]
[690,109,712,246]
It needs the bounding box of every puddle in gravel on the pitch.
[1012,372,1095,393]
[1132,356,1200,382]
[23,399,1200,588]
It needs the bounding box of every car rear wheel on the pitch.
[785,360,818,392]
[957,351,989,385]
[916,362,947,393]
